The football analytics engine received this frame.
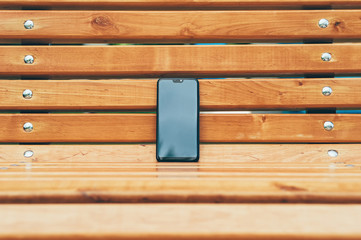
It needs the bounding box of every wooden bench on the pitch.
[1,0,361,239]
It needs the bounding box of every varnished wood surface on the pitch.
[0,144,358,163]
[0,144,360,203]
[1,10,360,42]
[1,45,361,76]
[1,4,360,239]
[0,113,360,143]
[1,0,361,9]
[1,78,361,110]
[0,167,360,202]
[1,204,361,239]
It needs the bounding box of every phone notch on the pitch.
[172,79,184,83]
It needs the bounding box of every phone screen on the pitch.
[156,78,199,162]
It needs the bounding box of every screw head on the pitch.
[22,89,33,99]
[23,122,33,132]
[24,55,34,64]
[322,86,332,96]
[327,150,338,157]
[24,20,34,29]
[321,53,332,62]
[324,121,334,131]
[24,150,34,158]
[318,19,329,28]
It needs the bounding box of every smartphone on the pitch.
[156,78,199,162]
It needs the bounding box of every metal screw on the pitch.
[23,89,33,99]
[24,55,34,64]
[23,122,33,132]
[321,53,332,62]
[327,150,338,157]
[322,86,332,96]
[318,19,329,28]
[324,121,334,131]
[24,150,34,158]
[24,20,34,29]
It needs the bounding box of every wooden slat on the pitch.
[1,0,361,9]
[1,78,361,110]
[0,114,360,142]
[2,165,360,174]
[1,45,361,76]
[0,144,359,163]
[1,204,361,239]
[0,145,359,203]
[0,171,360,203]
[1,10,361,42]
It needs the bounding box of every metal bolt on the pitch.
[321,53,332,62]
[24,55,34,64]
[24,20,34,29]
[23,122,33,132]
[324,121,334,131]
[322,86,332,96]
[327,150,338,157]
[22,89,33,99]
[24,150,34,158]
[318,19,329,28]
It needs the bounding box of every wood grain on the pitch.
[1,10,360,42]
[2,78,361,110]
[0,144,360,203]
[1,0,361,9]
[0,173,360,203]
[2,165,360,174]
[0,113,360,143]
[0,144,359,163]
[1,204,361,239]
[1,44,361,76]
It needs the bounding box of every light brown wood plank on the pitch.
[1,10,360,42]
[1,204,361,239]
[0,176,360,203]
[0,145,360,203]
[1,45,361,76]
[1,0,361,9]
[2,168,360,175]
[0,144,358,163]
[1,114,360,143]
[1,163,359,174]
[1,78,361,110]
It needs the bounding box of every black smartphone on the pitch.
[156,78,199,162]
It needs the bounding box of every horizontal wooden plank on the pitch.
[2,165,360,175]
[1,0,361,9]
[1,204,361,239]
[0,171,360,203]
[0,114,360,143]
[1,10,361,42]
[0,144,360,203]
[1,78,361,110]
[1,45,361,76]
[1,161,360,174]
[0,144,359,163]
